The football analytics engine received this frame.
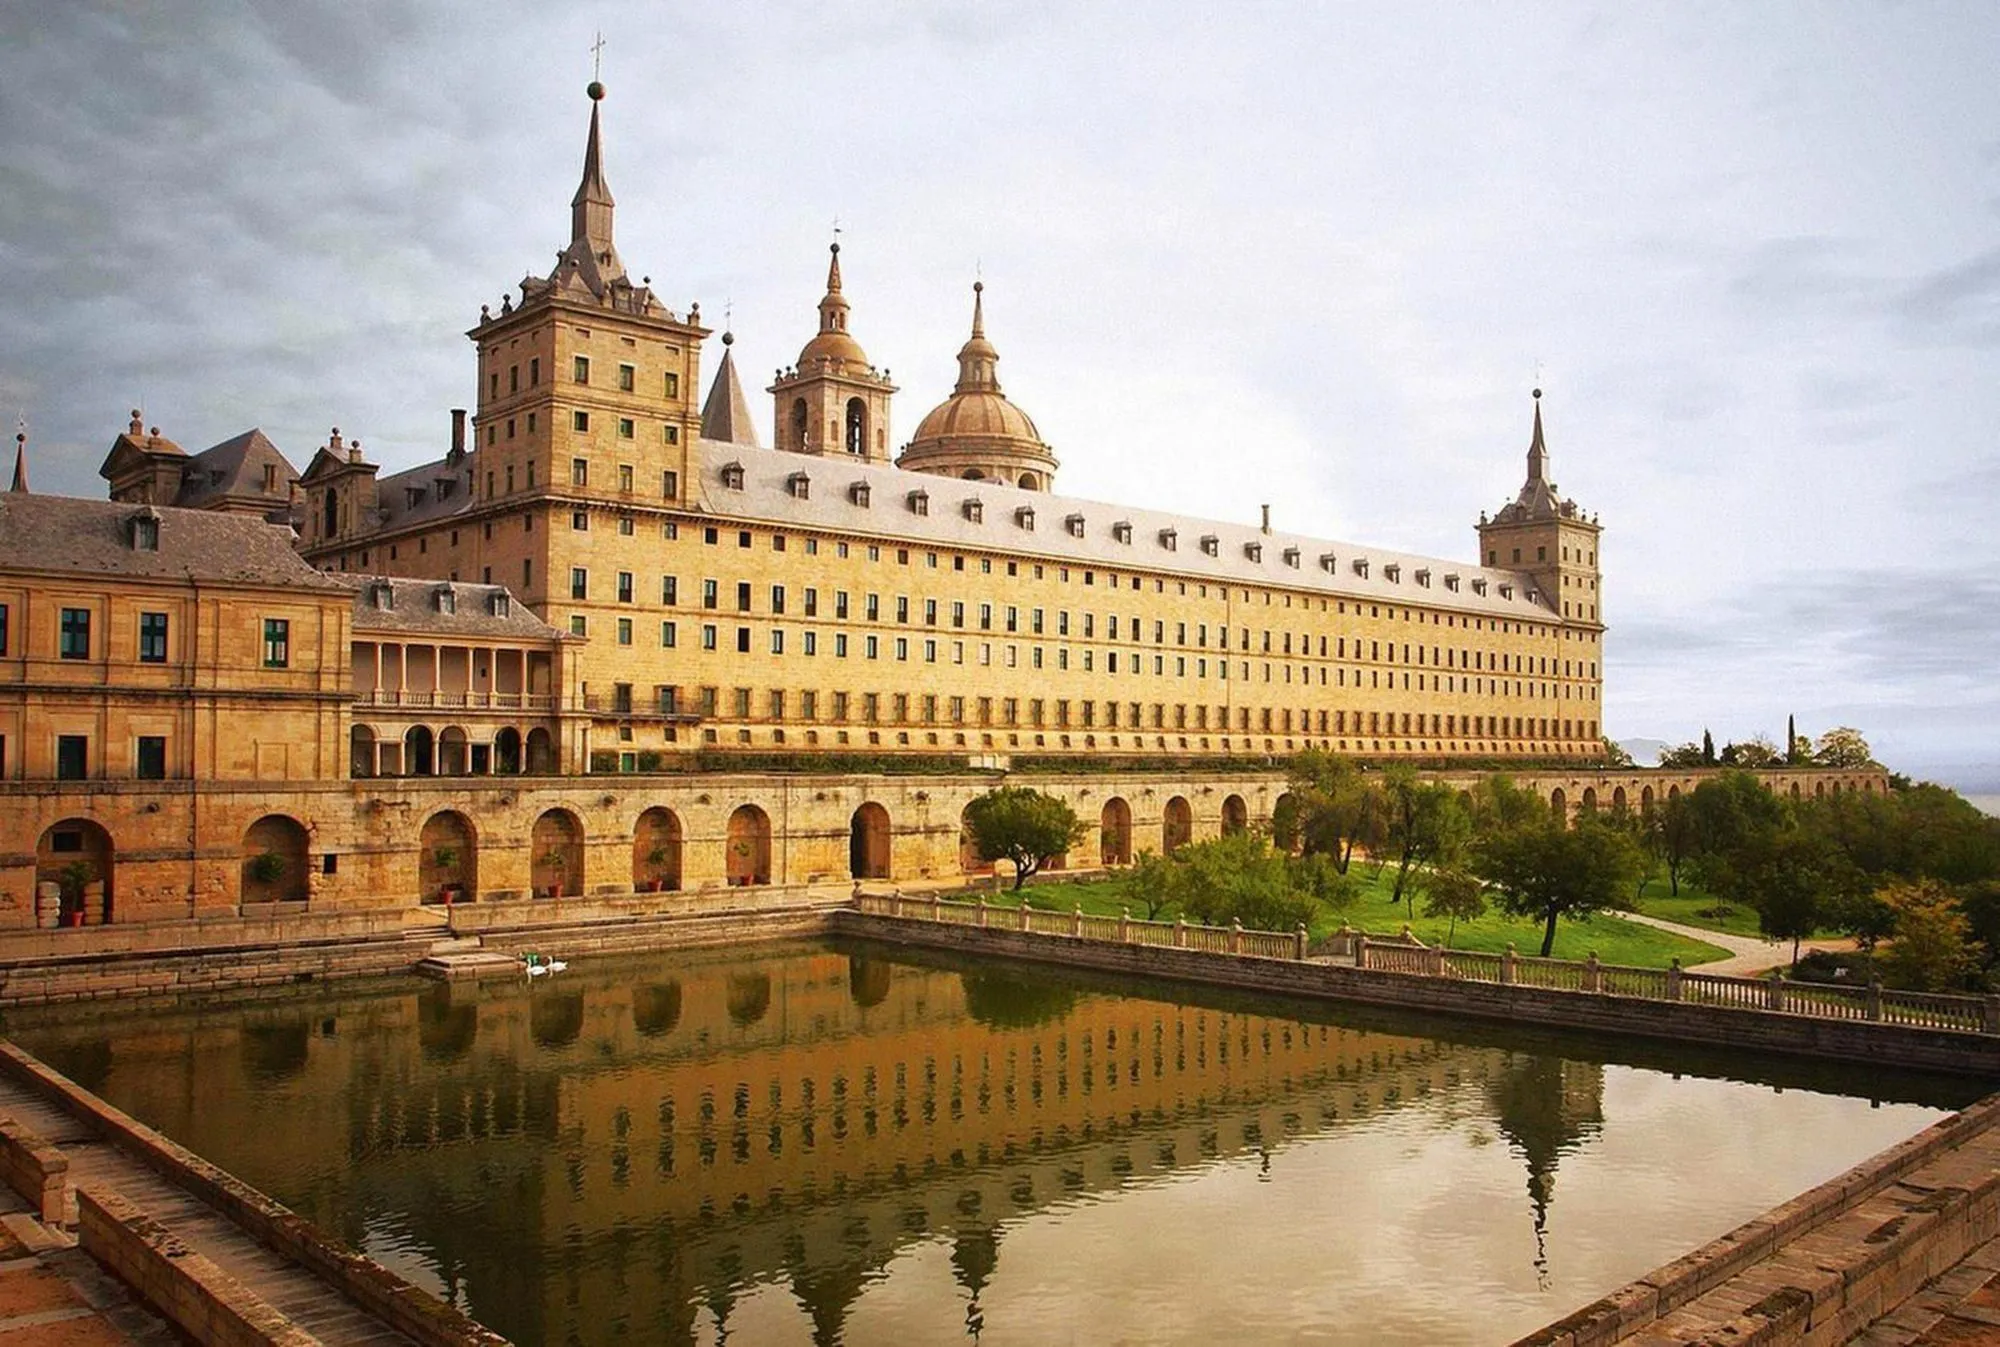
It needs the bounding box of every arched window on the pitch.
[790,399,809,450]
[845,398,868,456]
[321,490,337,538]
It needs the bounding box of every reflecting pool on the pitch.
[3,940,1979,1346]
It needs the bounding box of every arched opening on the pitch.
[1270,791,1301,852]
[437,726,470,776]
[631,982,682,1037]
[321,490,337,539]
[1790,782,1802,800]
[632,808,683,892]
[494,727,523,774]
[420,810,477,904]
[726,973,772,1027]
[845,398,868,456]
[349,725,376,778]
[958,803,989,874]
[791,398,809,450]
[1814,781,1826,798]
[36,820,114,928]
[404,725,435,777]
[525,727,555,774]
[241,814,309,905]
[1641,785,1655,817]
[1016,473,1037,491]
[1549,788,1568,825]
[849,802,891,880]
[1100,797,1132,866]
[961,468,984,481]
[726,804,772,886]
[1163,796,1193,854]
[530,990,584,1049]
[1667,784,1682,801]
[1579,787,1598,816]
[531,808,584,898]
[1611,786,1629,817]
[1221,794,1249,836]
[849,956,892,1009]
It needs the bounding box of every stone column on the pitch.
[1500,944,1516,984]
[1665,958,1683,1001]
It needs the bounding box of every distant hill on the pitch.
[1617,737,1671,767]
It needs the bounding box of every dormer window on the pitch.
[436,478,455,501]
[1015,506,1035,530]
[963,498,984,523]
[787,471,811,500]
[1444,573,1460,592]
[1384,564,1400,583]
[1499,583,1514,600]
[1352,558,1370,578]
[907,489,929,516]
[1244,542,1262,562]
[1065,513,1086,538]
[1159,528,1178,551]
[1472,578,1488,596]
[405,486,426,508]
[1282,547,1300,568]
[1199,534,1219,556]
[848,481,870,507]
[1112,521,1133,545]
[487,592,510,617]
[128,513,159,551]
[720,462,745,490]
[434,585,456,614]
[371,581,394,611]
[1319,553,1337,574]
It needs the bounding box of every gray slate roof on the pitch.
[174,428,300,515]
[688,439,1563,620]
[331,574,566,640]
[0,493,345,590]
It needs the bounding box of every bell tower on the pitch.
[769,243,896,460]
[1477,390,1603,626]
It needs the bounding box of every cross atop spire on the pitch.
[590,30,606,82]
[1527,387,1548,484]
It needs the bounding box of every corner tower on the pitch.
[898,282,1058,491]
[1477,390,1603,625]
[769,243,896,459]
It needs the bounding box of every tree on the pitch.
[1702,728,1716,765]
[1151,833,1317,933]
[1733,829,1852,966]
[1116,852,1178,920]
[1422,869,1487,947]
[1683,771,1788,899]
[1657,741,1707,768]
[1647,793,1700,896]
[963,787,1086,891]
[1719,735,1781,768]
[1379,765,1472,916]
[1278,749,1384,873]
[1812,726,1876,769]
[1600,738,1635,768]
[1471,781,1644,956]
[1786,714,1800,765]
[1877,879,1976,991]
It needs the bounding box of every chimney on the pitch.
[450,408,467,457]
[1260,504,1271,535]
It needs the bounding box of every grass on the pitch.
[1631,879,1842,940]
[967,867,1731,970]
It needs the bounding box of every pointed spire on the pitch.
[1526,387,1548,483]
[9,421,28,494]
[701,331,764,448]
[570,81,616,252]
[954,281,1002,394]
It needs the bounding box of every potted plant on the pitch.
[539,847,567,898]
[247,852,287,886]
[644,846,669,891]
[58,860,93,927]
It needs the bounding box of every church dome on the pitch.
[899,283,1058,490]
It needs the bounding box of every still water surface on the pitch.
[4,939,1979,1346]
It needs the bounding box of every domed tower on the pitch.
[898,282,1058,491]
[769,243,896,460]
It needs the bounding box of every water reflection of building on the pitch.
[15,949,1591,1345]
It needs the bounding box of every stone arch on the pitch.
[36,819,114,927]
[961,468,984,481]
[1814,780,1826,798]
[1667,784,1682,801]
[1017,473,1037,491]
[845,398,868,456]
[349,725,376,778]
[531,808,584,897]
[1221,793,1249,836]
[1100,797,1132,866]
[632,807,683,891]
[420,810,477,903]
[727,804,772,886]
[1549,787,1568,824]
[1579,787,1598,816]
[790,398,808,450]
[437,726,470,775]
[1163,796,1193,854]
[849,802,891,880]
[1641,785,1655,816]
[525,727,555,774]
[494,727,523,774]
[1791,782,1802,800]
[1611,786,1628,815]
[958,803,989,873]
[404,725,435,776]
[241,814,309,904]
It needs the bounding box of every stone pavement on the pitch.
[0,1184,180,1347]
[1851,1235,2000,1344]
[1614,909,1855,976]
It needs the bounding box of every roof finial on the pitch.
[825,238,843,294]
[971,279,986,339]
[571,68,614,248]
[1527,387,1548,483]
[10,415,28,494]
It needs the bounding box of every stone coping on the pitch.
[0,907,418,967]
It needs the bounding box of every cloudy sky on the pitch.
[3,2,1997,788]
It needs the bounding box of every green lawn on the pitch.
[967,868,1730,970]
[1631,880,1841,940]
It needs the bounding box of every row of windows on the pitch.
[5,608,291,669]
[482,355,685,402]
[2,733,171,782]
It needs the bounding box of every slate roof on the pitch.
[174,428,300,516]
[331,574,566,641]
[700,338,762,448]
[372,457,479,533]
[0,493,345,591]
[688,438,1565,620]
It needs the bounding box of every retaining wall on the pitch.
[0,1114,67,1223]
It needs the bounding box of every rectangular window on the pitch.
[665,372,680,398]
[618,463,634,493]
[0,601,7,654]
[135,735,166,780]
[617,618,633,646]
[661,621,677,647]
[702,579,718,609]
[571,457,589,486]
[570,615,587,636]
[801,690,818,719]
[572,510,589,531]
[618,363,635,391]
[702,624,718,650]
[618,417,635,439]
[836,591,850,619]
[736,581,752,612]
[617,572,633,603]
[138,612,168,663]
[573,355,590,384]
[804,631,817,656]
[771,585,786,614]
[571,568,589,600]
[59,608,90,660]
[736,627,750,653]
[572,411,589,433]
[662,469,679,498]
[771,630,785,654]
[262,618,290,668]
[804,588,818,617]
[56,735,87,781]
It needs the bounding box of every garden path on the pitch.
[1613,910,1854,976]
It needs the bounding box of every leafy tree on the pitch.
[1277,750,1384,873]
[1702,728,1716,765]
[1719,735,1781,768]
[1812,726,1876,768]
[1379,764,1471,916]
[963,787,1087,891]
[1877,879,1976,991]
[1657,741,1707,768]
[1155,832,1318,933]
[1683,771,1789,898]
[1422,869,1488,947]
[1732,829,1854,966]
[1465,773,1550,835]
[1116,852,1178,920]
[1473,784,1644,956]
[1601,738,1635,768]
[1646,793,1701,897]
